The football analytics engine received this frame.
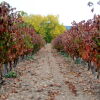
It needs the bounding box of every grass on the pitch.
[59,51,69,57]
[4,71,17,78]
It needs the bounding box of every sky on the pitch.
[0,0,100,25]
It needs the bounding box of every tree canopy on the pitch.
[23,15,66,43]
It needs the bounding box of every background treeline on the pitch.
[23,15,66,43]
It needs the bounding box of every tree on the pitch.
[23,15,66,43]
[19,11,28,16]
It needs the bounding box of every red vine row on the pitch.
[0,2,45,81]
[52,15,100,78]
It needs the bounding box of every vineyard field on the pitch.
[0,1,100,100]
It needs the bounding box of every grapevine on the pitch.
[52,15,100,78]
[0,2,45,81]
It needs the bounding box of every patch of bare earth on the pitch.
[0,44,100,100]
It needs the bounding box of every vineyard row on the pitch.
[0,2,45,82]
[52,15,100,78]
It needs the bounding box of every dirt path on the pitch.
[0,44,100,100]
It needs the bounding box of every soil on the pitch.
[0,44,100,100]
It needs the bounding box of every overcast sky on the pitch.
[0,0,100,25]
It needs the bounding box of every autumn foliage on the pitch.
[52,15,100,78]
[0,2,45,78]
